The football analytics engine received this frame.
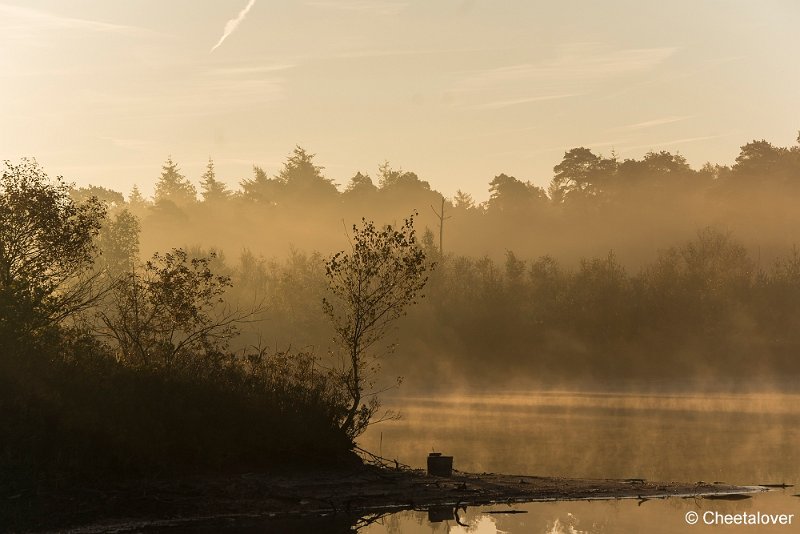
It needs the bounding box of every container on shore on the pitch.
[427,452,453,477]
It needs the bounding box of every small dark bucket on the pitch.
[427,452,453,477]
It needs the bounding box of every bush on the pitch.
[0,331,354,488]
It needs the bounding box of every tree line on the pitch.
[73,134,800,269]
[113,135,800,211]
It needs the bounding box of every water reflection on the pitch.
[127,491,794,533]
[362,491,797,534]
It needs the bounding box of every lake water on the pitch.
[354,391,800,534]
[112,392,799,533]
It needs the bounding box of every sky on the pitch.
[1,0,799,201]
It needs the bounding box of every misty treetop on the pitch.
[123,135,800,208]
[75,134,800,268]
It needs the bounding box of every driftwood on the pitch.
[354,446,412,471]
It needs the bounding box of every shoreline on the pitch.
[8,466,770,533]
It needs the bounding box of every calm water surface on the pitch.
[355,391,800,534]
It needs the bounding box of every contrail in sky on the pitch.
[210,0,257,53]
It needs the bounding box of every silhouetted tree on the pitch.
[98,249,243,371]
[71,185,124,209]
[378,162,432,193]
[453,189,475,210]
[614,151,699,196]
[488,173,546,212]
[127,184,148,210]
[240,165,282,204]
[154,157,196,206]
[199,158,230,202]
[549,147,616,203]
[278,146,337,199]
[322,214,429,438]
[0,159,105,344]
[343,172,377,198]
[733,140,787,175]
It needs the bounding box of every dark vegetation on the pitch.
[0,158,428,495]
[2,132,800,500]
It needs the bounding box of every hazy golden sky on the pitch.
[2,0,799,200]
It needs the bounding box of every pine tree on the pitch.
[453,189,475,210]
[128,184,147,208]
[240,165,282,204]
[154,156,196,206]
[199,158,230,203]
[278,146,337,198]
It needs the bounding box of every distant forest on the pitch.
[73,134,800,390]
[85,134,800,264]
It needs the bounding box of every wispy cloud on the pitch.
[455,45,677,92]
[0,3,150,35]
[611,115,693,132]
[305,1,408,16]
[211,0,257,53]
[469,93,579,110]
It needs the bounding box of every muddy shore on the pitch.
[6,466,767,533]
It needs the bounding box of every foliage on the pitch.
[344,171,377,198]
[97,248,243,371]
[1,335,353,495]
[0,159,106,346]
[323,213,430,438]
[240,165,282,204]
[278,146,338,198]
[96,209,140,277]
[70,185,124,208]
[488,173,547,212]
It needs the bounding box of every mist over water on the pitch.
[361,392,800,483]
[356,392,798,534]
